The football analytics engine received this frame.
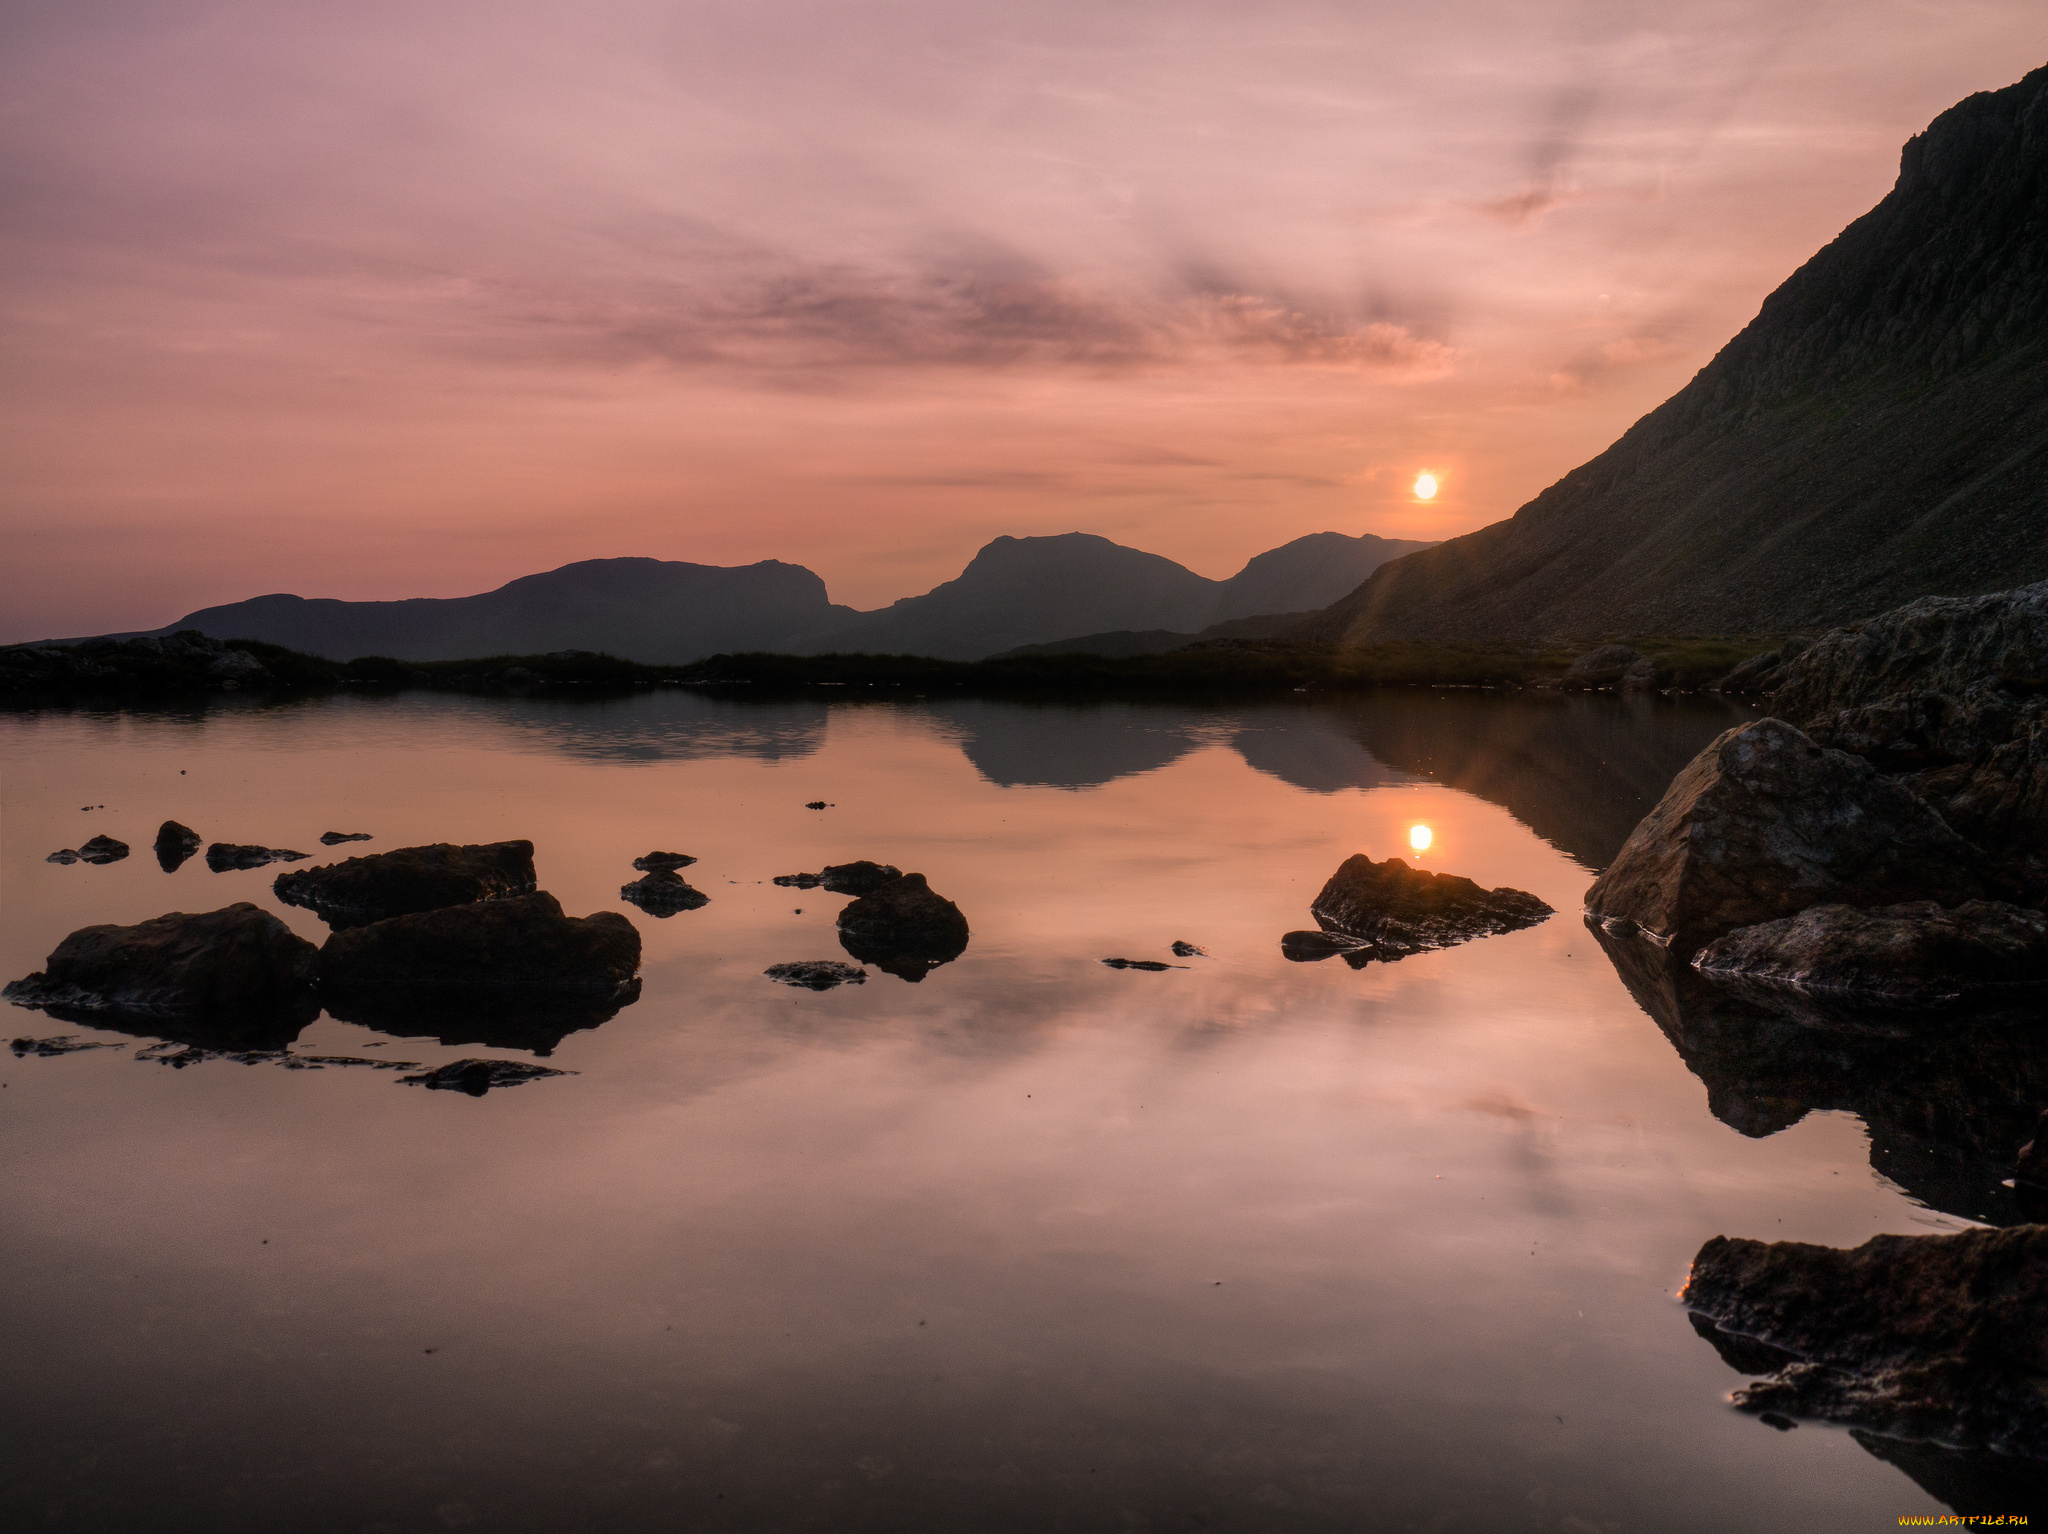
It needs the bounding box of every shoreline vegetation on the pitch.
[0,631,1785,701]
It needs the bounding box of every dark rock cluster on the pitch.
[1293,854,1551,964]
[275,840,536,925]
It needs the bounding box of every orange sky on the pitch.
[2,1,2041,642]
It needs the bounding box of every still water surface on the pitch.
[0,690,2023,1530]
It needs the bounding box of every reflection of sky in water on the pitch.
[0,692,2009,1528]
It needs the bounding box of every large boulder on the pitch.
[1682,1225,2048,1460]
[836,873,969,982]
[1584,718,1986,956]
[1692,900,2048,1003]
[1308,854,1551,958]
[318,891,639,995]
[275,840,536,926]
[3,904,318,1021]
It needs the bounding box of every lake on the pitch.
[1,688,2030,1531]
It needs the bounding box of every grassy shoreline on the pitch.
[2,632,1784,700]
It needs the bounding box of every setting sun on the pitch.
[1409,824,1432,851]
[1413,473,1438,500]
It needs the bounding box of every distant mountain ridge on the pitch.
[1302,64,2048,645]
[81,530,1433,664]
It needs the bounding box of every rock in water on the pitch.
[631,850,696,872]
[1280,930,1372,965]
[836,873,969,982]
[45,849,79,864]
[764,960,866,990]
[318,891,639,996]
[77,835,129,865]
[772,872,824,888]
[1308,855,1551,958]
[274,840,536,925]
[1171,941,1207,958]
[818,861,902,895]
[1692,900,2048,1003]
[155,820,203,871]
[2,904,318,1020]
[1583,718,1986,957]
[1101,958,1182,971]
[619,870,710,916]
[319,831,373,845]
[1682,1225,2048,1460]
[10,1035,125,1056]
[206,843,311,871]
[401,1059,572,1095]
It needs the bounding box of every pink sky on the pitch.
[2,1,2041,642]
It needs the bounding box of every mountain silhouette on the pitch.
[134,558,854,664]
[801,531,1432,660]
[1303,64,2048,643]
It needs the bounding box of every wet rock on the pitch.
[1583,718,1987,957]
[45,849,79,865]
[1280,929,1372,965]
[764,960,867,990]
[401,1059,572,1095]
[1692,900,2048,1003]
[777,862,906,894]
[620,870,710,916]
[1171,941,1207,958]
[1308,854,1552,959]
[155,820,203,871]
[206,843,311,871]
[273,840,536,925]
[1592,919,2048,1227]
[10,1035,125,1057]
[836,873,969,983]
[631,850,696,872]
[319,831,373,845]
[77,834,129,865]
[1682,1224,2048,1460]
[2018,1110,2048,1189]
[1561,644,1643,689]
[3,903,318,1022]
[772,872,824,888]
[318,891,640,997]
[1101,958,1183,971]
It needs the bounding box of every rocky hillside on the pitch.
[1303,64,2048,645]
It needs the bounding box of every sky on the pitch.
[2,1,2042,642]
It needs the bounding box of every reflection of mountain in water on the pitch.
[1345,693,1756,871]
[1594,923,2048,1226]
[1229,710,1411,794]
[928,701,1221,789]
[485,692,829,765]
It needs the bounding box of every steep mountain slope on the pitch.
[801,531,1433,659]
[140,558,855,663]
[1303,64,2048,645]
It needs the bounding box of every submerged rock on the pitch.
[620,870,710,915]
[1583,718,1986,957]
[1101,958,1183,971]
[1682,1224,2048,1461]
[1280,929,1372,965]
[274,840,536,925]
[764,960,866,990]
[155,820,203,871]
[401,1059,573,1095]
[319,831,373,845]
[45,849,79,865]
[3,904,318,1022]
[836,873,969,982]
[77,835,129,865]
[1171,941,1208,958]
[206,843,311,871]
[773,861,904,894]
[10,1035,125,1057]
[631,850,696,872]
[1692,900,2048,1003]
[318,891,640,995]
[1307,854,1551,959]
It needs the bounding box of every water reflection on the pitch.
[1594,922,2048,1226]
[1347,691,1756,869]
